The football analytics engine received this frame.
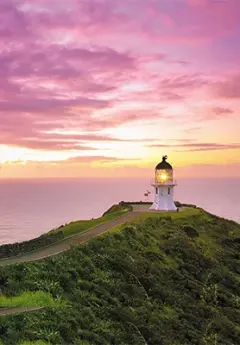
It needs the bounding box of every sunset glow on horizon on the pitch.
[0,0,240,178]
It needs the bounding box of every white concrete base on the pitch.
[150,184,177,211]
[150,197,177,211]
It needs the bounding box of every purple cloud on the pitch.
[0,0,239,165]
[213,73,240,99]
[160,74,209,90]
[212,107,233,115]
[150,142,240,152]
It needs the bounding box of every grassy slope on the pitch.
[102,203,133,216]
[49,208,130,237]
[0,209,239,345]
[0,291,65,308]
[0,340,50,345]
[0,205,130,259]
[0,342,50,345]
[19,342,50,345]
[110,207,201,233]
[134,207,201,221]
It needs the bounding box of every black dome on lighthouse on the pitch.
[155,155,173,170]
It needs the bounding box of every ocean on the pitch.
[0,178,239,245]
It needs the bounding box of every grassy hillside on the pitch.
[0,204,129,259]
[102,203,133,216]
[0,210,239,345]
[110,207,202,233]
[0,342,50,345]
[0,291,65,308]
[49,205,129,237]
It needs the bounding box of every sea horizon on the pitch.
[0,177,239,245]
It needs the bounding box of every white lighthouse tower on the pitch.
[150,155,177,211]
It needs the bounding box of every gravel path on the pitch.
[0,212,142,317]
[0,212,141,266]
[0,306,43,317]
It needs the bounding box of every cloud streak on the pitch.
[150,142,240,152]
[0,0,239,175]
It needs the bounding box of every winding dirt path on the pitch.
[0,207,198,317]
[0,212,141,266]
[0,306,43,317]
[0,212,142,317]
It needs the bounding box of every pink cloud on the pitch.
[0,98,110,113]
[0,1,30,39]
[65,156,139,164]
[160,92,185,101]
[186,0,209,6]
[160,74,209,90]
[150,142,240,152]
[0,0,239,167]
[211,107,233,116]
[193,106,235,122]
[8,140,98,151]
[2,0,240,49]
[0,107,160,151]
[143,0,240,45]
[213,73,240,99]
[177,143,240,152]
[0,45,135,82]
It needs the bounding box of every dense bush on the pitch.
[120,201,152,205]
[0,211,239,345]
[182,225,199,238]
[0,231,64,260]
[174,201,197,208]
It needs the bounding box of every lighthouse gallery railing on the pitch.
[150,179,177,186]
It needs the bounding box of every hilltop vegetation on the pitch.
[0,205,129,260]
[0,201,192,260]
[118,201,197,208]
[0,291,65,308]
[0,209,239,345]
[102,203,133,216]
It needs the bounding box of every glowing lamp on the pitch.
[160,173,167,181]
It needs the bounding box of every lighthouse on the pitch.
[150,155,177,211]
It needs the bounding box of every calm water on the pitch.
[0,178,239,244]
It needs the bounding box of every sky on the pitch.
[0,0,240,178]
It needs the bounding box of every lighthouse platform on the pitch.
[131,203,179,213]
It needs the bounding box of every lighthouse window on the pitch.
[168,188,170,195]
[156,187,158,194]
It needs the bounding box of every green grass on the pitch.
[19,342,50,345]
[134,207,202,222]
[102,203,132,216]
[1,210,240,345]
[161,305,179,320]
[0,291,65,308]
[109,207,202,233]
[50,209,129,237]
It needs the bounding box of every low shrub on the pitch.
[0,291,65,308]
[0,231,64,260]
[182,225,199,238]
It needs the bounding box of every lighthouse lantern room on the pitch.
[150,155,177,211]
